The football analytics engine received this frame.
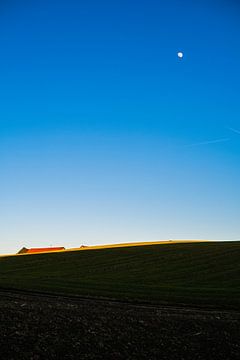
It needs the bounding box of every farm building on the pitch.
[17,247,65,254]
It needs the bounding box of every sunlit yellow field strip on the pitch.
[67,239,210,252]
[0,240,211,258]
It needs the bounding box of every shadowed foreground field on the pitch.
[0,241,239,308]
[0,291,239,360]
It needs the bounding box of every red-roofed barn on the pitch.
[17,247,65,254]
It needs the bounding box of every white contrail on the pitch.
[184,138,230,148]
[228,127,240,135]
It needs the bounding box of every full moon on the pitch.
[177,51,183,59]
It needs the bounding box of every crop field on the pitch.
[0,241,239,308]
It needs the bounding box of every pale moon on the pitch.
[177,51,183,59]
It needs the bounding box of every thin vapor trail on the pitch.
[228,127,240,135]
[184,138,230,148]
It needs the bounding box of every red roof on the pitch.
[26,247,65,254]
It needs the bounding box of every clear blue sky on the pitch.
[1,0,240,253]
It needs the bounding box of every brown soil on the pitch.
[0,290,239,360]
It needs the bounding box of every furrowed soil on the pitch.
[0,290,239,360]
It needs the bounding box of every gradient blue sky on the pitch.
[1,0,240,253]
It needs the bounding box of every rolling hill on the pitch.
[0,241,239,308]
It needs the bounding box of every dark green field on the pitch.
[0,242,239,308]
